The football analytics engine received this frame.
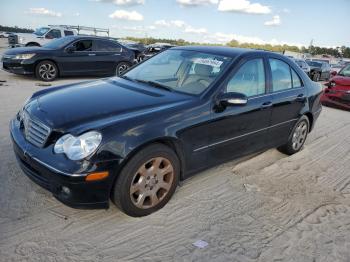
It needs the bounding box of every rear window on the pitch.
[95,40,122,51]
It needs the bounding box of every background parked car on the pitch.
[322,63,350,110]
[0,32,11,38]
[330,63,344,74]
[143,43,176,60]
[292,58,311,76]
[117,39,146,63]
[2,35,135,81]
[8,26,77,47]
[306,60,331,81]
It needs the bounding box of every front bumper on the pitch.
[2,58,35,75]
[10,118,117,209]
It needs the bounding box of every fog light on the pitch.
[61,186,71,196]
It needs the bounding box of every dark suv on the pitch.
[10,46,322,216]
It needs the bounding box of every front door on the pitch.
[57,39,98,75]
[206,57,273,166]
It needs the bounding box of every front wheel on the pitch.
[278,116,309,155]
[112,143,180,217]
[115,62,130,76]
[35,60,58,81]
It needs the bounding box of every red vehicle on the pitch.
[321,64,350,110]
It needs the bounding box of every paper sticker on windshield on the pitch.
[192,58,223,67]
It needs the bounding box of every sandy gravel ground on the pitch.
[1,38,350,262]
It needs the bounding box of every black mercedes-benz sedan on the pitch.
[2,36,135,81]
[10,46,322,217]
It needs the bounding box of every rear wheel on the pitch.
[115,62,130,76]
[35,60,58,81]
[112,143,180,217]
[278,116,309,155]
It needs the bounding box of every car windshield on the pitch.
[43,36,75,49]
[34,27,50,36]
[338,64,350,77]
[306,61,322,67]
[123,49,233,95]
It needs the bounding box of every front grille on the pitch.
[22,111,51,147]
[8,34,18,45]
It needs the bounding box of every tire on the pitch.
[312,72,320,82]
[35,60,58,81]
[278,115,310,155]
[115,62,130,76]
[112,143,180,217]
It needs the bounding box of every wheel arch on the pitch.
[26,42,41,47]
[304,112,314,132]
[109,136,186,198]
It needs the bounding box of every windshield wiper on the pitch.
[134,79,173,92]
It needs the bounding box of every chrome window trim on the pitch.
[193,118,299,152]
[248,86,303,100]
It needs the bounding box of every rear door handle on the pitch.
[88,53,96,56]
[261,101,272,109]
[295,94,306,102]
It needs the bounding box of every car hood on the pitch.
[332,75,350,86]
[4,46,52,55]
[25,78,192,132]
[309,66,320,70]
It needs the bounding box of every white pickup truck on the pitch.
[8,26,77,47]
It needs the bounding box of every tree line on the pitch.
[1,25,349,58]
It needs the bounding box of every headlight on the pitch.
[54,131,102,160]
[15,53,36,59]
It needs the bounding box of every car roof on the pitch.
[171,45,272,58]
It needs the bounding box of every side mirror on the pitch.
[330,70,337,77]
[218,92,248,107]
[65,46,76,53]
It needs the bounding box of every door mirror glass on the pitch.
[219,92,248,106]
[331,70,337,76]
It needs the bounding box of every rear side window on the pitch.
[226,58,265,97]
[73,40,92,51]
[95,40,122,51]
[291,69,302,88]
[269,59,292,91]
[64,30,74,36]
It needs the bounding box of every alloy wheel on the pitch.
[292,121,308,150]
[130,157,174,209]
[117,64,129,76]
[39,63,56,81]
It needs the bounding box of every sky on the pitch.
[0,0,349,48]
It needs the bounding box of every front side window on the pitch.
[226,59,265,97]
[269,59,292,91]
[124,49,233,95]
[73,40,92,51]
[45,29,62,39]
[95,40,121,51]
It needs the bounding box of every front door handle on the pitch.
[88,53,96,56]
[261,101,272,109]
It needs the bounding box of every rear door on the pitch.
[57,39,98,74]
[92,40,124,74]
[266,57,307,147]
